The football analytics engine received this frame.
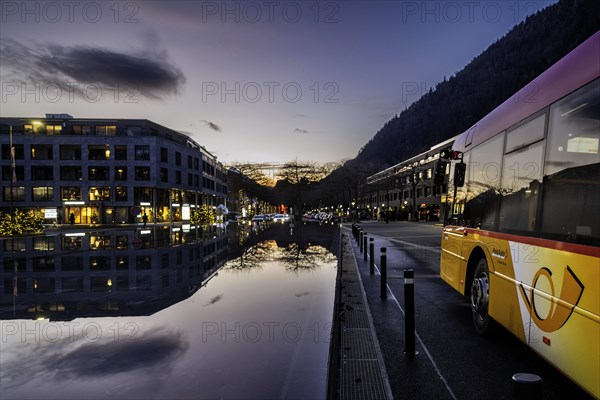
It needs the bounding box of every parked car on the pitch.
[272,214,290,222]
[251,214,266,221]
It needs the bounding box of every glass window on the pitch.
[136,256,152,270]
[91,277,111,292]
[498,142,544,232]
[89,187,111,201]
[60,145,81,160]
[134,187,152,203]
[61,256,83,271]
[61,187,81,201]
[175,152,181,166]
[32,187,54,201]
[72,125,92,135]
[32,166,53,180]
[541,79,600,246]
[447,153,470,220]
[3,187,25,201]
[505,113,546,154]
[96,125,117,136]
[464,134,504,229]
[62,236,82,250]
[127,126,142,136]
[31,144,53,160]
[160,168,168,182]
[62,277,83,292]
[60,166,82,181]
[88,167,109,181]
[88,145,110,160]
[32,237,54,251]
[135,145,150,160]
[161,147,168,163]
[33,278,55,293]
[46,125,62,135]
[2,144,24,160]
[115,145,127,160]
[544,79,599,176]
[90,236,111,251]
[2,166,24,181]
[115,167,127,181]
[115,187,128,201]
[116,256,129,269]
[135,167,151,181]
[33,256,55,270]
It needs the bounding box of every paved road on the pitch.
[345,221,592,400]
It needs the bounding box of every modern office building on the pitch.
[0,114,227,224]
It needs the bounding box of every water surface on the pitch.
[0,223,338,399]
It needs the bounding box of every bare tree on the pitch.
[276,159,327,214]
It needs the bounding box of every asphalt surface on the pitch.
[343,221,593,400]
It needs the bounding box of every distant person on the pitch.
[69,213,75,225]
[57,212,63,225]
[142,212,148,227]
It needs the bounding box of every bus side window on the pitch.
[463,134,504,229]
[541,79,600,246]
[499,142,545,233]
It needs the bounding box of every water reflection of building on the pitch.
[0,227,229,320]
[0,115,227,224]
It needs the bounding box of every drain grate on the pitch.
[336,234,392,400]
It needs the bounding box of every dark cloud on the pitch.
[201,120,222,132]
[293,128,309,134]
[203,294,223,306]
[0,327,188,390]
[0,38,185,100]
[49,329,189,377]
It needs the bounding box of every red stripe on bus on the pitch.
[454,228,600,258]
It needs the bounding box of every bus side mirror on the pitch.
[433,160,447,186]
[454,162,466,187]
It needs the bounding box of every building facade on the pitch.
[360,137,455,221]
[0,115,227,224]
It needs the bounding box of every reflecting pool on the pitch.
[0,222,338,399]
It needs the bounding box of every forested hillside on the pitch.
[351,0,600,170]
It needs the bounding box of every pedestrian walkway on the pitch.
[330,234,393,399]
[341,226,457,400]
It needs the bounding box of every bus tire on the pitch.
[471,257,491,334]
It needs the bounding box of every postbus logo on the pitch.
[518,266,584,332]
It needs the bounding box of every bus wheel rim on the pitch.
[471,272,489,319]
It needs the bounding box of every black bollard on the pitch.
[513,373,543,400]
[359,230,364,252]
[404,268,415,358]
[381,247,387,298]
[369,238,374,275]
[363,234,368,261]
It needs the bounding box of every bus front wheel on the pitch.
[471,257,490,334]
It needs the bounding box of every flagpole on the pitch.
[9,125,16,316]
[9,125,14,223]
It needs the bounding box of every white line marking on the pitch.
[344,227,457,400]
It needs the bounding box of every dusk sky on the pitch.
[0,0,557,165]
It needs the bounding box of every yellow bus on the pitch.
[438,31,599,398]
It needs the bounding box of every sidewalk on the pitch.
[341,226,456,400]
